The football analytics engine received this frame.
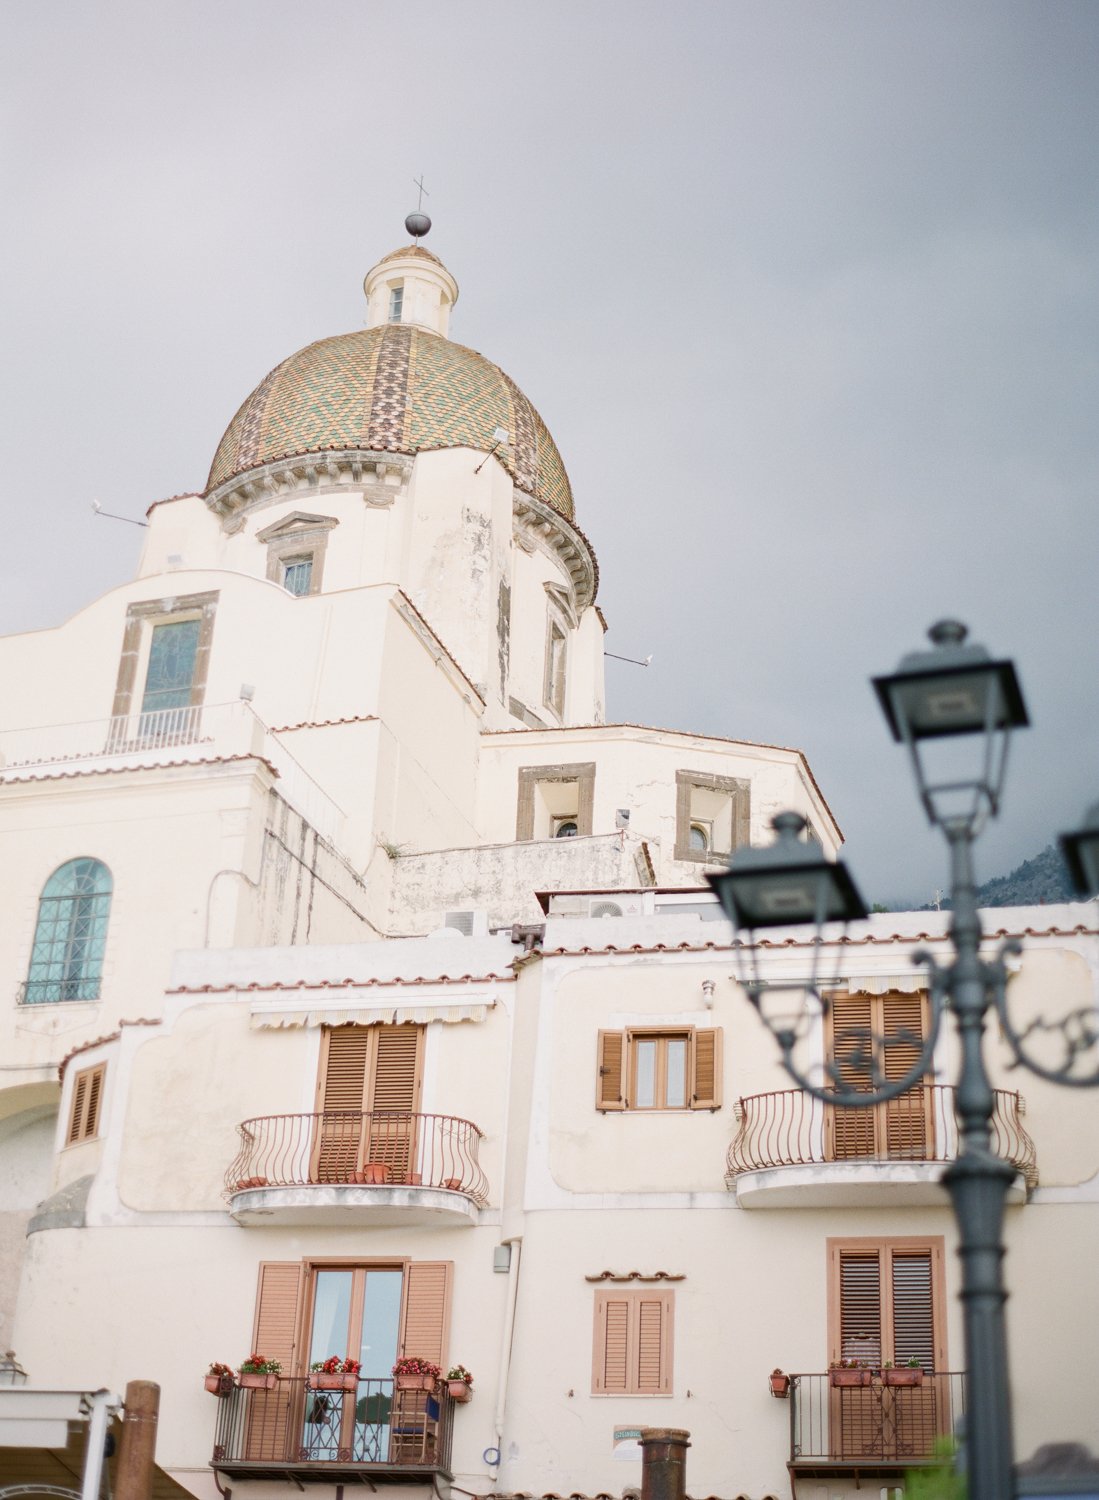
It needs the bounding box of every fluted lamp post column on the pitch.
[709,620,1099,1500]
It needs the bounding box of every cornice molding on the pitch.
[205,449,413,527]
[514,491,598,611]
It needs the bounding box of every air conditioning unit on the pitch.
[546,894,646,919]
[443,910,489,937]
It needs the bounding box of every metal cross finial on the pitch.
[413,175,429,210]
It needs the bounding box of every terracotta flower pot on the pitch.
[883,1367,924,1387]
[239,1371,279,1390]
[447,1378,472,1403]
[204,1373,234,1396]
[356,1162,388,1184]
[830,1368,872,1388]
[396,1373,437,1391]
[308,1371,358,1391]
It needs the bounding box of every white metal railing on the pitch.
[0,702,346,846]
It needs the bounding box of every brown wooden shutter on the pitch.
[891,1251,934,1369]
[593,1292,630,1393]
[636,1292,672,1394]
[826,994,876,1159]
[67,1072,89,1146]
[247,1261,305,1461]
[690,1028,722,1110]
[315,1027,371,1182]
[367,1025,424,1179]
[398,1261,452,1367]
[66,1064,106,1145]
[596,1031,626,1110]
[882,992,930,1156]
[838,1252,882,1365]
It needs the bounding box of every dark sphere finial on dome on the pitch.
[405,211,431,240]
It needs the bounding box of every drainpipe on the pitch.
[493,1236,522,1450]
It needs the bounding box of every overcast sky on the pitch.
[3,1,1097,906]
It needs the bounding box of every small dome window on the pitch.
[388,285,404,323]
[554,819,579,839]
[689,822,711,853]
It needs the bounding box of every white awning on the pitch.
[250,1000,494,1030]
[843,973,929,994]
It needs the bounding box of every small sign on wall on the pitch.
[613,1427,643,1460]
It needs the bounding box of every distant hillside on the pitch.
[916,843,1076,912]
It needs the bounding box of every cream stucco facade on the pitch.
[1,228,1097,1500]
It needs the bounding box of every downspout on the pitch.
[493,1236,522,1449]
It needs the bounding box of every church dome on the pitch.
[205,323,574,519]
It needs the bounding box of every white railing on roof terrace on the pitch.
[0,702,346,846]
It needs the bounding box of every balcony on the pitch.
[225,1110,488,1226]
[211,1376,453,1484]
[787,1371,965,1484]
[728,1086,1036,1207]
[0,701,345,845]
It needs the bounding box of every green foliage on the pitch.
[905,1439,966,1499]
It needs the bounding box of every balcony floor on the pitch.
[733,1159,1028,1208]
[211,1458,452,1484]
[228,1183,481,1226]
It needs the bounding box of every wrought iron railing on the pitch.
[17,977,101,1005]
[226,1110,489,1205]
[788,1371,965,1466]
[211,1377,453,1473]
[727,1085,1037,1187]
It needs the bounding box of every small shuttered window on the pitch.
[827,991,931,1161]
[66,1063,106,1144]
[314,1024,425,1182]
[596,1028,722,1111]
[592,1288,674,1395]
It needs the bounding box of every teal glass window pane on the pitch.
[283,558,313,596]
[24,858,112,1004]
[141,620,200,713]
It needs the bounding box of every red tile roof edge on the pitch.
[167,972,515,996]
[270,715,379,734]
[0,753,279,787]
[58,1017,160,1080]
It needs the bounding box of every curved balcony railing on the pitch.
[212,1375,453,1477]
[727,1085,1036,1187]
[225,1110,489,1206]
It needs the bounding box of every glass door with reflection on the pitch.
[302,1267,403,1462]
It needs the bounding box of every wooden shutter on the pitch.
[593,1293,631,1392]
[315,1027,371,1182]
[366,1025,424,1179]
[592,1289,673,1395]
[839,1252,883,1365]
[827,994,876,1158]
[690,1028,722,1110]
[398,1261,452,1366]
[882,992,930,1157]
[67,1064,105,1145]
[596,1031,625,1110]
[247,1262,304,1461]
[636,1292,673,1394]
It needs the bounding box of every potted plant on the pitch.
[238,1354,282,1390]
[353,1163,389,1185]
[830,1359,873,1388]
[883,1358,925,1387]
[392,1356,441,1392]
[308,1355,361,1391]
[204,1362,235,1396]
[446,1364,474,1402]
[768,1368,790,1399]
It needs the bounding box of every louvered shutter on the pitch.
[827,995,876,1158]
[315,1027,371,1182]
[891,1252,934,1369]
[593,1292,630,1393]
[367,1025,424,1180]
[67,1072,89,1146]
[246,1262,304,1461]
[636,1293,672,1394]
[690,1028,722,1110]
[835,1252,881,1458]
[85,1067,104,1138]
[398,1261,452,1366]
[882,993,930,1157]
[596,1031,625,1110]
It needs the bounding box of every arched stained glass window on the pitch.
[23,859,112,1004]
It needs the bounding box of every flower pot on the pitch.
[768,1370,789,1399]
[447,1378,472,1403]
[442,1177,462,1191]
[883,1368,924,1387]
[395,1373,437,1392]
[239,1372,279,1390]
[355,1162,388,1184]
[204,1373,234,1396]
[830,1368,872,1388]
[308,1371,358,1391]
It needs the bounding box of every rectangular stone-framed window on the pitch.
[110,591,219,724]
[596,1027,722,1111]
[257,512,338,597]
[592,1287,674,1395]
[516,762,595,841]
[543,614,568,719]
[66,1062,106,1145]
[674,769,750,863]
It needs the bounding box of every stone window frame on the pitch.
[543,610,568,720]
[516,762,596,841]
[257,512,339,598]
[110,591,219,721]
[674,769,750,864]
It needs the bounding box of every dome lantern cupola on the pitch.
[363,236,458,338]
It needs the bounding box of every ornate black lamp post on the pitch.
[708,621,1099,1500]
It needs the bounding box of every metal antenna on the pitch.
[91,499,147,529]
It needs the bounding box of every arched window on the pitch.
[23,859,112,1005]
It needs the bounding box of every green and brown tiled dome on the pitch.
[206,324,574,519]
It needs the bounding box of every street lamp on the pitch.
[709,620,1099,1500]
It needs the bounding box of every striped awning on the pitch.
[249,1000,493,1030]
